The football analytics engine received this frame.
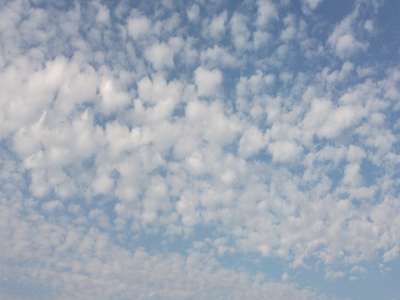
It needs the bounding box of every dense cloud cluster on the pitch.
[0,0,399,299]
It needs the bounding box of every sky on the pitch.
[0,0,399,299]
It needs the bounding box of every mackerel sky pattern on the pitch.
[0,0,400,299]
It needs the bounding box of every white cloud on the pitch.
[364,19,374,32]
[301,0,325,14]
[280,14,297,41]
[351,265,367,275]
[256,0,278,28]
[356,66,375,78]
[42,200,65,212]
[200,45,238,69]
[205,10,228,39]
[253,30,272,49]
[238,126,266,158]
[95,3,110,23]
[325,267,346,280]
[268,140,303,163]
[230,12,250,50]
[187,4,200,23]
[194,67,222,96]
[144,42,175,70]
[89,208,111,228]
[92,173,114,195]
[300,96,368,140]
[154,12,181,36]
[327,10,369,59]
[383,246,399,262]
[99,76,130,112]
[127,13,151,40]
[1,0,400,299]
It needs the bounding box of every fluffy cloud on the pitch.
[327,10,369,59]
[1,0,399,299]
[268,140,303,163]
[230,12,250,50]
[300,0,325,14]
[144,42,175,70]
[187,4,200,23]
[256,0,279,28]
[203,10,228,40]
[128,13,151,40]
[194,67,222,96]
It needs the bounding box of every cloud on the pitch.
[187,4,200,23]
[1,0,400,299]
[42,200,65,212]
[194,67,222,96]
[144,42,175,70]
[325,267,346,280]
[230,12,250,50]
[203,10,228,40]
[238,125,267,158]
[127,11,152,40]
[268,140,303,163]
[256,0,279,28]
[200,45,238,69]
[301,0,325,14]
[280,14,297,41]
[327,9,369,59]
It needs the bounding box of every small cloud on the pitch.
[325,267,345,280]
[89,209,111,229]
[96,4,110,23]
[256,0,278,28]
[327,10,368,59]
[127,13,151,40]
[383,246,399,262]
[364,20,374,33]
[194,67,222,97]
[301,0,325,15]
[268,140,303,163]
[207,10,228,39]
[230,12,250,50]
[41,200,64,212]
[187,4,200,23]
[144,42,175,70]
[282,272,289,281]
[350,266,367,275]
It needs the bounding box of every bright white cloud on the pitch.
[268,140,303,163]
[327,10,369,59]
[301,0,325,14]
[256,0,278,28]
[1,0,400,299]
[187,4,200,23]
[230,12,250,50]
[205,10,228,39]
[200,45,238,69]
[238,125,266,158]
[194,67,222,96]
[144,42,175,70]
[127,13,151,39]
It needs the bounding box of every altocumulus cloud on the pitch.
[0,0,400,299]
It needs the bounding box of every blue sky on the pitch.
[0,0,399,299]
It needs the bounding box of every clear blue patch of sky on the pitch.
[291,256,400,300]
[374,0,400,62]
[0,279,53,300]
[218,251,289,282]
[359,158,383,187]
